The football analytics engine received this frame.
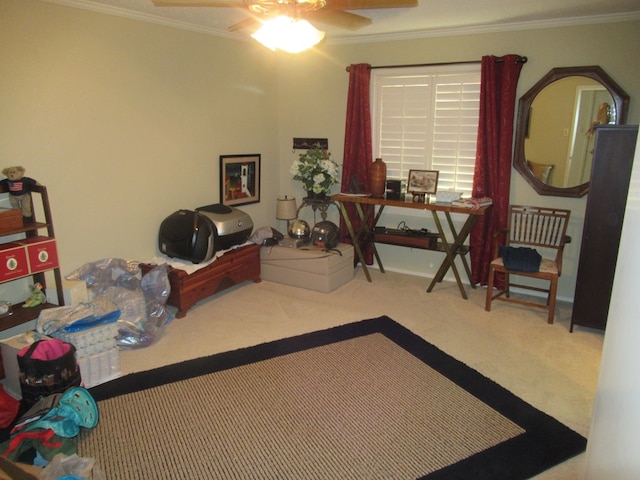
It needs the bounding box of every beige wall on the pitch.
[1,0,281,304]
[1,0,639,306]
[277,22,640,301]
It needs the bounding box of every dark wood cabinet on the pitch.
[571,125,638,331]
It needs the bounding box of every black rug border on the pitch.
[90,315,586,480]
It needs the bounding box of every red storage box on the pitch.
[18,236,59,273]
[0,242,29,281]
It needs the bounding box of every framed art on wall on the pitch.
[292,138,328,150]
[220,154,261,206]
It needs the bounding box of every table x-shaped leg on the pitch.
[427,211,478,299]
[337,201,385,282]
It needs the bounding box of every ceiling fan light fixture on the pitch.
[251,16,325,53]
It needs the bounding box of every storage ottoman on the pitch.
[260,243,354,292]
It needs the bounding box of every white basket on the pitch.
[53,322,118,357]
[78,346,121,388]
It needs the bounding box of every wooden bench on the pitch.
[140,243,261,318]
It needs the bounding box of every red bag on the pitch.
[0,385,20,429]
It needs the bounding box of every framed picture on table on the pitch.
[407,170,439,195]
[220,154,261,206]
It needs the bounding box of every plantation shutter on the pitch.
[372,66,481,194]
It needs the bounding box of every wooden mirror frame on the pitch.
[514,66,629,197]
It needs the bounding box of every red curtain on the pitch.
[339,63,374,264]
[470,55,525,286]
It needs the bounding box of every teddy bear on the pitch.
[0,166,40,221]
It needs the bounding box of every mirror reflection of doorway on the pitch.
[566,87,610,187]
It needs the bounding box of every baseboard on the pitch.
[363,265,574,304]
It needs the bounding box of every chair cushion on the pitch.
[498,246,542,272]
[491,257,558,274]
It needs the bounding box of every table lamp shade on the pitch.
[276,196,298,221]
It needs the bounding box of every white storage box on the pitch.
[260,243,354,292]
[52,322,118,357]
[77,346,121,388]
[46,311,121,388]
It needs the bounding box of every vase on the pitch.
[370,158,387,198]
[306,190,326,200]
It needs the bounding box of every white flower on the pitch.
[289,159,302,176]
[313,173,326,185]
[290,145,340,194]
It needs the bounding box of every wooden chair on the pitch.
[485,205,571,324]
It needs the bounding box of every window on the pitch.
[371,64,481,194]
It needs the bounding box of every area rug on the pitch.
[80,316,586,479]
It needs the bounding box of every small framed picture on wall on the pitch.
[220,154,261,206]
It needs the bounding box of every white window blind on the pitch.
[371,64,481,194]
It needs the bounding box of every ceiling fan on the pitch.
[151,0,419,33]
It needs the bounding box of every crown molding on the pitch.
[327,11,640,45]
[41,0,640,45]
[41,0,238,39]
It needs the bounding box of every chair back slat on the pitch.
[507,205,570,251]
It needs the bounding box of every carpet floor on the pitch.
[81,316,586,479]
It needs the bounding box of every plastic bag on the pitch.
[36,296,124,336]
[60,259,173,349]
[65,258,140,298]
[116,263,173,348]
[40,453,106,480]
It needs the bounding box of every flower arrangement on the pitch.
[290,145,340,195]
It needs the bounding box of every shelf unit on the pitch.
[0,184,64,332]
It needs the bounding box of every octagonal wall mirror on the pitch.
[514,66,629,197]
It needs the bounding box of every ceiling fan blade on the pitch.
[327,0,417,9]
[152,0,247,7]
[307,9,372,30]
[228,16,261,32]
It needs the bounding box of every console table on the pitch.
[332,194,490,299]
[140,243,261,318]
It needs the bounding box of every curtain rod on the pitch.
[345,56,527,72]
